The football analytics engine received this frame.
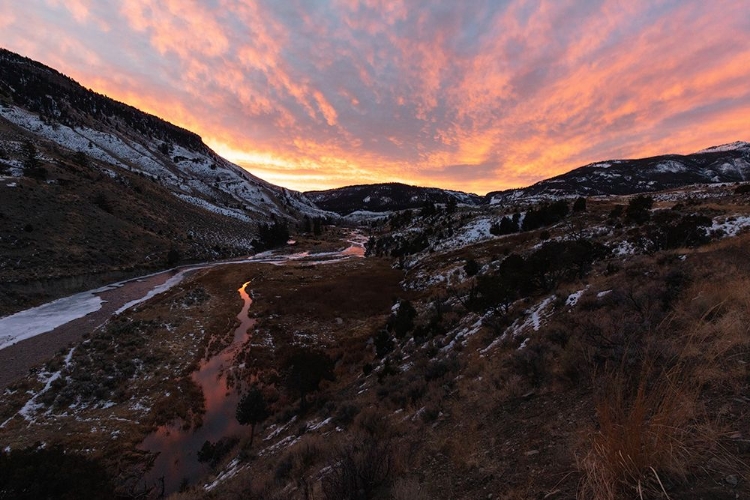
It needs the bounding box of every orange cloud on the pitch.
[0,1,748,195]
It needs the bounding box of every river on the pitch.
[136,234,367,494]
[0,233,366,391]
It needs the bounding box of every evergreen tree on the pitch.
[236,387,269,447]
[22,141,45,180]
[573,197,587,212]
[446,197,458,214]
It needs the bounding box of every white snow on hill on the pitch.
[695,141,750,154]
[0,104,328,222]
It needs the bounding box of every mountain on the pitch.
[305,182,483,215]
[305,142,750,214]
[0,49,325,221]
[0,48,328,314]
[487,141,750,205]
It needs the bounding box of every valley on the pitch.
[1,47,749,500]
[2,184,750,499]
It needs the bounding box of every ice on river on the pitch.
[0,292,103,351]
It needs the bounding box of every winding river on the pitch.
[139,234,366,493]
[139,281,256,493]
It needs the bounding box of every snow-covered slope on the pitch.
[487,142,750,205]
[0,49,328,223]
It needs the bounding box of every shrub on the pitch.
[625,195,653,225]
[609,205,624,219]
[374,330,394,358]
[388,300,416,338]
[332,403,361,428]
[197,437,239,468]
[578,360,699,499]
[463,258,480,277]
[573,196,587,212]
[322,435,393,500]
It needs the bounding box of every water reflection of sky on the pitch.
[140,281,255,494]
[139,236,366,494]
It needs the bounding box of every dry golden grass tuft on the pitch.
[578,242,750,499]
[578,360,699,499]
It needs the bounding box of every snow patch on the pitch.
[115,268,202,315]
[711,215,750,238]
[0,292,103,351]
[566,287,588,307]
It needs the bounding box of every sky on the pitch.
[1,1,749,195]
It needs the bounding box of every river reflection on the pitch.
[140,281,254,493]
[138,233,367,494]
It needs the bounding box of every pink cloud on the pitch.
[0,1,748,194]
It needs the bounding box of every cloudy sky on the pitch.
[1,1,749,194]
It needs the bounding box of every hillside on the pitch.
[305,182,483,215]
[0,49,330,315]
[487,141,750,204]
[1,182,750,499]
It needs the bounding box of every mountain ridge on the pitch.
[305,141,750,213]
[487,141,750,205]
[0,48,330,315]
[0,48,327,222]
[304,182,483,215]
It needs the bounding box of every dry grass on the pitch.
[578,359,699,499]
[578,247,750,499]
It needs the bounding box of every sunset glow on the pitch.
[2,1,749,194]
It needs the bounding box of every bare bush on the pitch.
[321,435,393,500]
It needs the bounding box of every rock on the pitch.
[725,474,738,487]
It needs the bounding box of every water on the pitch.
[140,281,255,493]
[138,234,366,494]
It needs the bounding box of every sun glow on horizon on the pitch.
[1,1,747,195]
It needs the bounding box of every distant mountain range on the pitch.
[486,141,750,205]
[307,142,750,213]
